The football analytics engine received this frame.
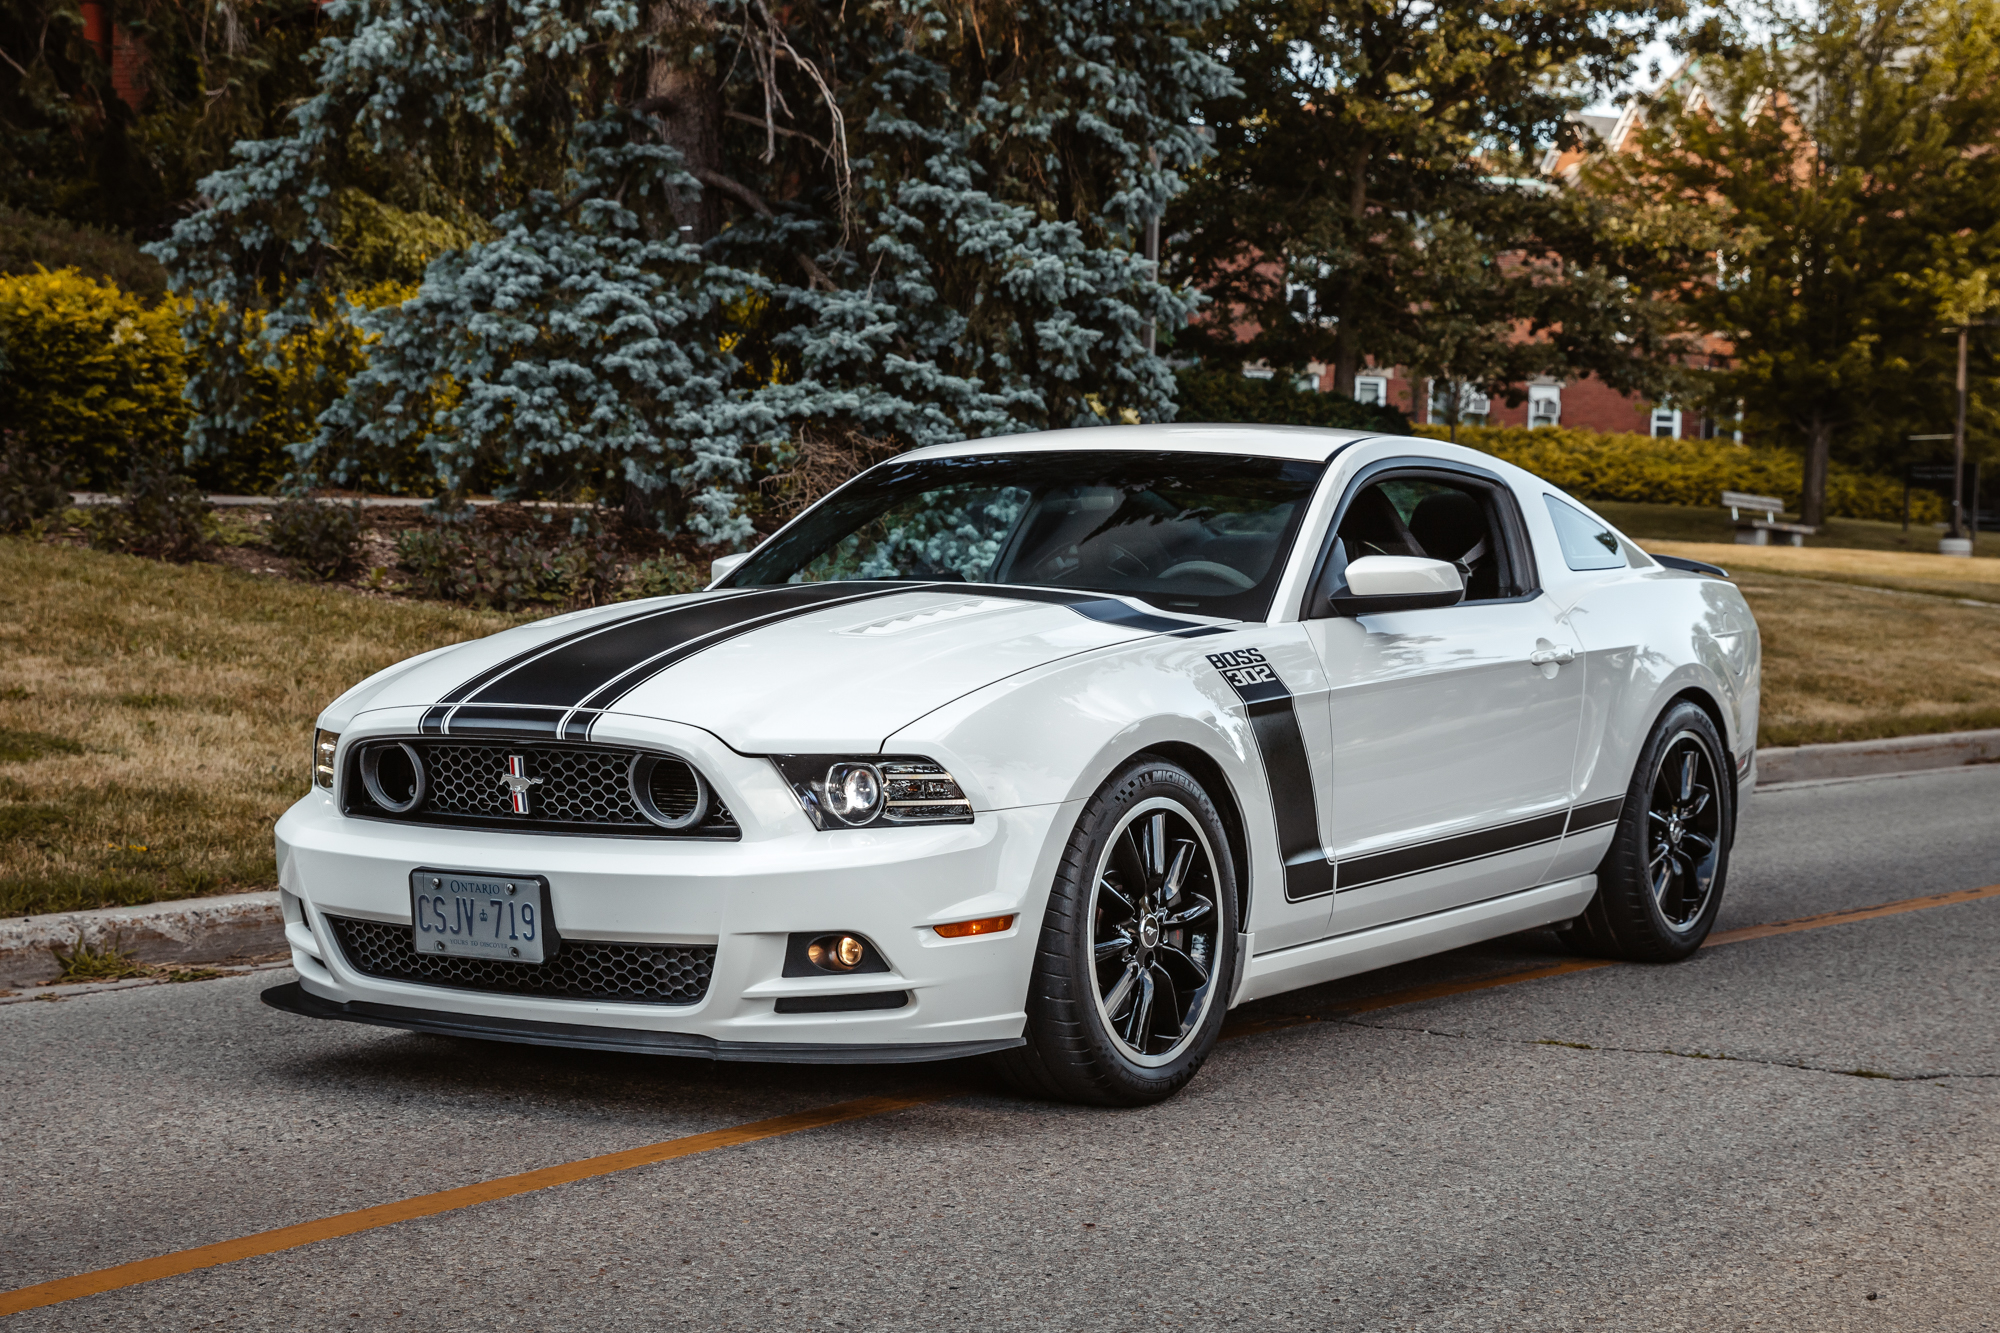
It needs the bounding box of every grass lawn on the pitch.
[1593,499,2000,558]
[0,539,529,918]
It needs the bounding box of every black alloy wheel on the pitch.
[1646,733,1723,931]
[1089,802,1223,1063]
[996,757,1239,1105]
[1562,700,1734,962]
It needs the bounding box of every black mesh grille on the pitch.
[345,741,738,838]
[326,915,714,1005]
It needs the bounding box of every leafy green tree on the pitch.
[1605,0,2000,526]
[1173,0,1686,398]
[149,0,1230,538]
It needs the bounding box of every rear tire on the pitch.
[994,756,1239,1106]
[1561,700,1734,962]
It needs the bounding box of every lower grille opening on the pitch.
[773,990,909,1014]
[326,915,714,1006]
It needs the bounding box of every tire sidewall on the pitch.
[1605,701,1734,957]
[1036,758,1240,1104]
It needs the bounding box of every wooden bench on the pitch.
[1722,490,1816,546]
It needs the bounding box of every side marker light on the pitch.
[933,915,1016,939]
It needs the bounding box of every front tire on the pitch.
[995,757,1239,1106]
[1562,700,1734,962]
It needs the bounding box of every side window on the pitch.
[1543,495,1627,571]
[1327,472,1529,603]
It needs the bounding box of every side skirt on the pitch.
[261,982,1024,1066]
[1232,875,1599,1006]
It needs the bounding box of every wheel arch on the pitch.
[1133,740,1252,929]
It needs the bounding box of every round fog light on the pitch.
[808,934,866,971]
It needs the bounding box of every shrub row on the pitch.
[1423,426,1944,525]
[0,268,411,493]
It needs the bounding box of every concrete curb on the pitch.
[1,728,1993,988]
[1754,728,2000,788]
[0,891,284,989]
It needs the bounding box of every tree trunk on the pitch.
[1329,146,1370,396]
[1800,414,1833,528]
[647,0,725,241]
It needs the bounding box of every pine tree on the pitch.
[148,0,1231,540]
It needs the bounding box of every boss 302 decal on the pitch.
[1206,648,1335,901]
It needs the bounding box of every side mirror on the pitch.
[1328,555,1465,616]
[709,552,751,585]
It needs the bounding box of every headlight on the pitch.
[312,729,340,791]
[772,755,974,830]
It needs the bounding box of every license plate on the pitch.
[410,869,551,963]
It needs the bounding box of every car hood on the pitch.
[339,583,1213,752]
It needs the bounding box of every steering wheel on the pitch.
[1158,560,1255,590]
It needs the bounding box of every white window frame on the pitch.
[1651,406,1683,439]
[1528,385,1561,428]
[1430,380,1490,423]
[1353,375,1388,407]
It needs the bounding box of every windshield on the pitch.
[725,450,1327,620]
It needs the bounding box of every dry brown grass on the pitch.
[1648,540,2000,603]
[0,538,529,916]
[1739,572,2000,747]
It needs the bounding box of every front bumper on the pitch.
[273,783,1070,1060]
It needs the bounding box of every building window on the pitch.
[1528,385,1562,428]
[1651,407,1682,439]
[1353,375,1387,406]
[1428,380,1490,425]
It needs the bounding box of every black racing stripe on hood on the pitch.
[430,583,943,740]
[555,583,1223,741]
[951,584,1221,635]
[417,589,765,735]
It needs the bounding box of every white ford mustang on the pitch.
[267,425,1760,1104]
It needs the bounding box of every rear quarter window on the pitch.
[1543,495,1629,572]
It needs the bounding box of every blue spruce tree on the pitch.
[151,0,1233,541]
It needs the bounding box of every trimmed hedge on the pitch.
[1420,425,1941,525]
[0,268,417,493]
[0,268,189,486]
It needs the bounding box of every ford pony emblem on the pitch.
[500,754,543,814]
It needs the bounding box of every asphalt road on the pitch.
[4,766,1998,1331]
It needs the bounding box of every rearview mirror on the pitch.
[710,552,750,584]
[1329,555,1465,616]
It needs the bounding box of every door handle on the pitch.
[1528,646,1575,666]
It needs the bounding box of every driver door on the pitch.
[1301,463,1585,934]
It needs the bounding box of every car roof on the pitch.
[897,423,1388,465]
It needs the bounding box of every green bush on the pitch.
[1173,367,1412,433]
[395,509,623,611]
[84,455,212,562]
[1420,425,1943,525]
[0,432,70,532]
[268,498,363,580]
[0,268,189,488]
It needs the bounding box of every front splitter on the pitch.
[262,981,1023,1065]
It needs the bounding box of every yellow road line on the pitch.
[0,1092,946,1319]
[7,881,1998,1318]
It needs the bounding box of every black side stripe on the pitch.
[1206,651,1335,903]
[1565,796,1625,835]
[1337,811,1570,893]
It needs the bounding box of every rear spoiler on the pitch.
[1650,552,1730,578]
